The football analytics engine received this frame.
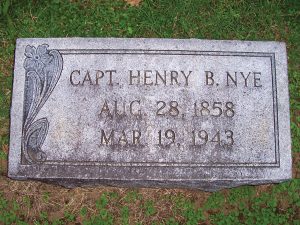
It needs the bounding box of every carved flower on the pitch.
[24,44,52,73]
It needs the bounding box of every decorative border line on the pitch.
[21,48,279,167]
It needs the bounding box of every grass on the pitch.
[0,0,299,224]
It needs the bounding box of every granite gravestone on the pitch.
[9,38,291,191]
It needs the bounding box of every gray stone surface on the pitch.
[8,38,291,191]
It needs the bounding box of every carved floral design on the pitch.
[24,45,53,73]
[22,44,63,163]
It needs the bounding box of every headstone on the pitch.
[8,38,291,191]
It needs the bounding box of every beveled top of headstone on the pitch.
[9,38,291,191]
